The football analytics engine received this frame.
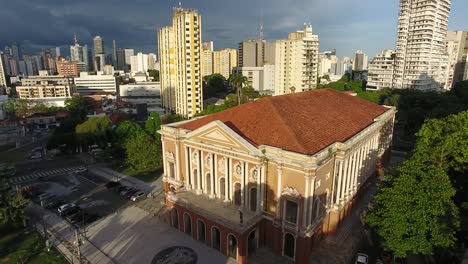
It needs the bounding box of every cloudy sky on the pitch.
[1,0,467,59]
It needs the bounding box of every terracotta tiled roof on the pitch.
[177,89,389,155]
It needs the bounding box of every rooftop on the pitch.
[176,89,388,155]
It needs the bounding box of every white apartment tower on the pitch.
[353,50,368,71]
[0,54,6,87]
[158,7,203,118]
[70,35,89,71]
[393,0,451,90]
[274,23,319,95]
[202,41,214,77]
[367,50,396,91]
[445,31,468,90]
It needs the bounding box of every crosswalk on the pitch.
[10,166,85,185]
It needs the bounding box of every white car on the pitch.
[74,166,87,173]
[57,203,76,213]
[30,152,42,159]
[355,253,369,264]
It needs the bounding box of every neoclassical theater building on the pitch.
[159,89,396,263]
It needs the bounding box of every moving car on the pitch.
[105,181,121,189]
[119,187,134,196]
[126,189,140,199]
[57,203,76,214]
[74,166,87,174]
[355,253,369,264]
[61,206,81,217]
[44,199,67,210]
[130,191,145,202]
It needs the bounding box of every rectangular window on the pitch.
[284,200,298,224]
[168,162,175,179]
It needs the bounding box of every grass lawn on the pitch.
[0,224,66,264]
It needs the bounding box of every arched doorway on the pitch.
[283,233,295,259]
[171,208,179,229]
[247,229,257,256]
[249,188,257,212]
[227,234,238,260]
[184,213,192,236]
[197,220,206,243]
[211,227,221,251]
[234,183,241,206]
[205,173,211,194]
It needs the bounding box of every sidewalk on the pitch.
[30,205,115,264]
[309,178,379,264]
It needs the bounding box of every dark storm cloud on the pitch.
[1,0,467,58]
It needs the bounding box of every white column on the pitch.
[260,164,266,210]
[275,166,283,219]
[215,154,220,198]
[241,162,246,207]
[356,147,364,190]
[196,149,201,195]
[353,147,362,192]
[228,158,233,201]
[210,153,215,199]
[201,151,206,194]
[335,160,343,205]
[189,148,194,191]
[308,176,316,225]
[349,151,357,196]
[340,159,348,203]
[303,174,310,228]
[161,138,167,177]
[185,147,190,188]
[224,158,229,202]
[256,165,261,212]
[175,142,180,181]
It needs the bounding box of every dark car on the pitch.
[105,181,121,189]
[82,213,100,226]
[60,206,81,217]
[119,187,134,196]
[125,189,140,199]
[44,199,67,210]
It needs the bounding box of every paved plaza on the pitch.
[86,205,236,264]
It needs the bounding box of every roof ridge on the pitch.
[266,98,308,153]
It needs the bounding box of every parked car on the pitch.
[130,191,145,202]
[44,199,67,210]
[126,189,140,199]
[61,206,81,217]
[355,253,369,264]
[57,203,76,214]
[74,166,87,174]
[105,181,121,189]
[30,152,42,159]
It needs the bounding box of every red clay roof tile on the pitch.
[177,89,388,155]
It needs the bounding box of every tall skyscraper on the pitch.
[0,54,6,87]
[202,41,214,76]
[93,36,105,55]
[213,49,237,79]
[274,23,319,95]
[112,40,117,66]
[158,7,203,118]
[116,48,126,71]
[353,50,368,71]
[238,39,264,67]
[70,35,89,71]
[367,50,396,90]
[445,31,468,90]
[124,49,134,71]
[11,42,21,61]
[393,0,451,90]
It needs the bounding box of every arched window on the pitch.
[234,182,241,206]
[220,178,226,198]
[197,220,206,243]
[184,213,192,236]
[206,173,211,194]
[283,233,295,259]
[171,208,179,229]
[249,188,257,212]
[284,200,298,224]
[227,234,238,259]
[211,227,221,251]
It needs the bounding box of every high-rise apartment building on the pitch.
[56,58,80,77]
[353,50,368,71]
[70,36,89,71]
[0,54,6,87]
[93,36,105,55]
[274,24,319,95]
[367,50,396,90]
[116,49,126,71]
[445,31,468,90]
[238,39,275,68]
[213,49,237,79]
[393,0,451,90]
[124,49,134,71]
[202,41,214,77]
[158,7,203,118]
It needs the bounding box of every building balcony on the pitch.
[166,190,262,233]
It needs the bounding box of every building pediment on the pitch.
[184,121,261,155]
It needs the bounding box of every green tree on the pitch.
[148,69,160,81]
[3,99,51,118]
[194,104,228,117]
[76,116,112,148]
[125,132,162,173]
[65,96,92,120]
[228,73,248,106]
[203,74,227,99]
[224,86,261,107]
[160,114,186,125]
[0,191,30,227]
[145,112,161,140]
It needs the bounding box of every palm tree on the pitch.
[228,73,248,106]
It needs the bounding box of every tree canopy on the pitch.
[203,74,227,99]
[366,111,468,258]
[3,99,55,118]
[65,96,92,120]
[125,130,162,173]
[75,116,112,148]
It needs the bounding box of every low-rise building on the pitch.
[75,72,119,95]
[159,89,395,264]
[16,75,76,107]
[56,59,80,77]
[119,82,164,114]
[234,64,275,94]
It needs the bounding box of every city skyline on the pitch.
[1,0,467,59]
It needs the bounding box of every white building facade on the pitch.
[75,72,118,94]
[444,31,468,90]
[367,50,396,91]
